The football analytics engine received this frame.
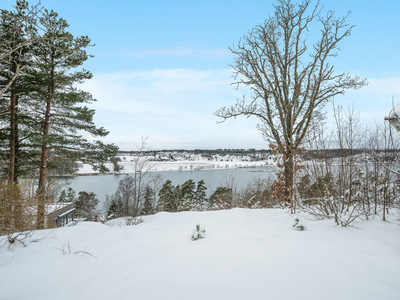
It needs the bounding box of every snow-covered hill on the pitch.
[1,209,400,300]
[76,158,274,175]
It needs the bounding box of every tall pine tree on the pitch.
[179,179,195,211]
[27,10,117,228]
[0,1,40,183]
[194,180,207,211]
[158,180,175,212]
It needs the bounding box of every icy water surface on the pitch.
[60,166,277,210]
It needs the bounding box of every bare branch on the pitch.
[215,0,366,207]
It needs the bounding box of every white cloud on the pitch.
[81,69,400,150]
[81,68,261,150]
[327,75,400,128]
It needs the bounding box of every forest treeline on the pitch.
[118,148,396,160]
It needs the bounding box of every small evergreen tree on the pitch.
[179,179,195,211]
[191,222,206,241]
[172,184,181,212]
[103,194,123,218]
[141,185,154,215]
[194,180,207,211]
[157,180,175,212]
[58,187,76,202]
[75,191,99,220]
[292,216,306,231]
[209,186,233,210]
[58,190,67,202]
[106,198,117,217]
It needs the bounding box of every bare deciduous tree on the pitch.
[215,0,366,210]
[104,137,160,218]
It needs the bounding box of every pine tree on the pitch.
[75,191,99,220]
[141,185,153,215]
[0,1,54,98]
[104,194,123,218]
[58,189,67,202]
[58,187,76,202]
[0,2,40,183]
[172,184,181,212]
[26,10,117,228]
[179,179,195,211]
[209,186,233,210]
[158,180,175,212]
[106,198,118,217]
[0,3,36,227]
[194,180,207,211]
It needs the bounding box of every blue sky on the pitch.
[3,0,400,150]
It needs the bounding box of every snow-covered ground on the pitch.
[77,157,275,175]
[1,209,400,300]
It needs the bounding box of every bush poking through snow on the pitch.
[1,231,34,250]
[125,216,144,226]
[53,241,97,258]
[292,216,306,231]
[191,223,206,240]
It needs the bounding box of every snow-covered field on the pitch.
[1,209,399,300]
[77,158,274,175]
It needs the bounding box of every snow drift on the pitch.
[1,209,399,300]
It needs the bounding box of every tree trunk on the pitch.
[7,75,23,231]
[36,100,51,229]
[14,93,20,183]
[36,55,54,229]
[283,153,294,212]
[8,86,17,184]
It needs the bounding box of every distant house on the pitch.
[45,203,75,228]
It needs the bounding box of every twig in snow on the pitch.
[74,250,97,258]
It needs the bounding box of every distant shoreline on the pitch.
[60,160,275,177]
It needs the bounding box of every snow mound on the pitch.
[1,209,400,300]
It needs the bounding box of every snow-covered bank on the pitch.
[76,158,275,175]
[1,209,399,300]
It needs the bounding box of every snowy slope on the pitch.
[1,209,400,300]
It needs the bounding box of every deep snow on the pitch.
[1,209,400,300]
